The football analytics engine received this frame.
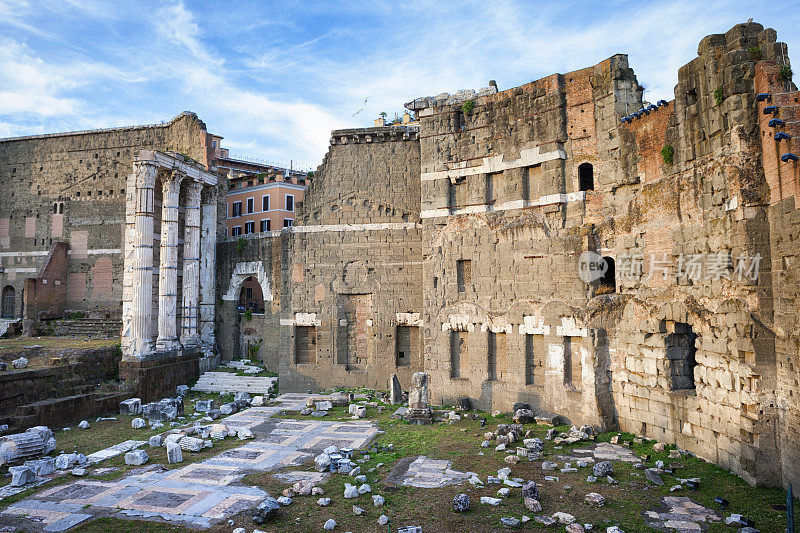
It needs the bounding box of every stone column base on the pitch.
[119,346,201,401]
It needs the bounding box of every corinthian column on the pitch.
[155,172,183,351]
[180,181,202,347]
[199,186,218,355]
[128,161,158,358]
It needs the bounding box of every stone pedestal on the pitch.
[118,347,201,402]
[404,372,432,425]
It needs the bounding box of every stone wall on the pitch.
[0,112,213,319]
[415,56,639,424]
[403,22,795,488]
[216,126,424,391]
[0,345,128,430]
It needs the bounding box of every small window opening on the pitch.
[295,326,317,363]
[666,322,698,390]
[396,325,418,367]
[488,331,506,381]
[578,163,594,191]
[686,88,697,106]
[563,337,582,390]
[456,259,471,292]
[454,110,465,131]
[598,256,616,294]
[525,334,535,385]
[486,172,502,204]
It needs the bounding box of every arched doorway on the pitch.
[238,276,265,314]
[1,286,15,319]
[238,276,265,362]
[219,261,272,362]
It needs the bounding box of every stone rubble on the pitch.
[0,426,56,466]
[166,441,183,463]
[124,449,148,465]
[9,465,35,486]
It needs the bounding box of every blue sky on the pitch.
[1,1,798,168]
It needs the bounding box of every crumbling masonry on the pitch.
[2,22,800,489]
[219,22,800,489]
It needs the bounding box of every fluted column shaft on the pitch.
[129,161,158,357]
[199,187,218,355]
[156,172,183,351]
[180,181,202,346]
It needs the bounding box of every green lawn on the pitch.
[4,394,788,532]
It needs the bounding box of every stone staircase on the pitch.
[0,319,19,338]
[66,318,121,338]
[192,371,278,394]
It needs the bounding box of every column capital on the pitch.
[160,170,184,193]
[132,160,158,189]
[185,180,204,201]
[201,185,219,205]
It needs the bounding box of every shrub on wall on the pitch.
[461,100,475,115]
[248,340,261,360]
[236,237,247,254]
[748,46,762,60]
[779,65,793,82]
[661,145,674,165]
[714,87,724,106]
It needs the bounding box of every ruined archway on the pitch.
[219,262,272,362]
[222,261,272,303]
[238,276,265,314]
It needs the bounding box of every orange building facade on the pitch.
[224,179,307,237]
[208,135,310,236]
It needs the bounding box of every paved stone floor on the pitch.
[0,393,379,532]
[645,496,721,532]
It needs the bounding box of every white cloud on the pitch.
[0,0,798,164]
[155,1,223,67]
[0,40,84,116]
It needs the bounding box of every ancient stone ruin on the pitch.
[0,21,799,496]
